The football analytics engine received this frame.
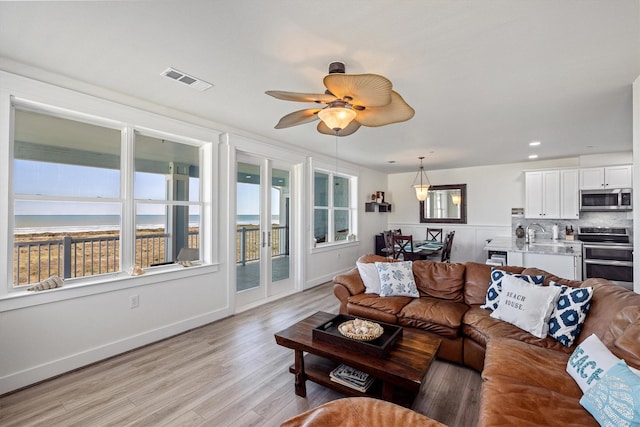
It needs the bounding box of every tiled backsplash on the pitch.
[511,211,633,241]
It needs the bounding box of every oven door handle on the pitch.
[584,259,634,267]
[583,244,633,251]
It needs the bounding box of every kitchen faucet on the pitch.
[525,223,545,244]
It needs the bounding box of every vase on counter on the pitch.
[515,225,525,239]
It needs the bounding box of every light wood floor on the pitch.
[0,283,481,427]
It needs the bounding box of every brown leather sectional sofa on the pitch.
[333,254,640,426]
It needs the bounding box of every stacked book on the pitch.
[329,364,375,392]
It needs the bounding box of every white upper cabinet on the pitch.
[580,165,633,189]
[560,169,580,219]
[525,170,561,219]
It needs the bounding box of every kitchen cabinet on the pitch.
[525,170,560,219]
[507,251,581,280]
[560,169,580,219]
[580,165,632,189]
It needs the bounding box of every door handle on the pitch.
[262,231,266,248]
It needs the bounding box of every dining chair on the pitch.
[392,234,422,261]
[382,230,396,260]
[426,228,443,242]
[439,231,455,263]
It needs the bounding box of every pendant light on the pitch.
[411,156,431,202]
[451,193,462,205]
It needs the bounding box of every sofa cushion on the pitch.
[579,281,640,349]
[480,268,545,311]
[463,306,572,353]
[376,261,419,297]
[522,267,583,287]
[398,298,469,339]
[412,260,466,302]
[479,373,599,427]
[580,360,640,427]
[615,318,640,369]
[548,283,594,347]
[490,275,561,338]
[482,338,582,397]
[347,294,412,316]
[462,262,524,305]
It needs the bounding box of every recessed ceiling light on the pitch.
[529,141,541,146]
[528,154,539,159]
[387,160,396,164]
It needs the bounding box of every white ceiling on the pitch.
[0,1,638,173]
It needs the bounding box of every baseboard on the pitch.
[304,267,351,290]
[0,307,232,395]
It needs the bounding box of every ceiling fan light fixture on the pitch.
[411,156,431,202]
[318,106,357,132]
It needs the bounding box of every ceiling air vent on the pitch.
[161,67,213,92]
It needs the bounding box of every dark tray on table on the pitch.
[312,314,403,358]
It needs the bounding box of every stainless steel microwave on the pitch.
[580,188,632,211]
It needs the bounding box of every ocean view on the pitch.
[15,214,280,234]
[15,214,201,235]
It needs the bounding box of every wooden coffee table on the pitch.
[274,311,441,407]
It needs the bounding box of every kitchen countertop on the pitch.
[484,237,582,257]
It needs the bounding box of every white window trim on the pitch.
[0,71,220,300]
[311,166,358,249]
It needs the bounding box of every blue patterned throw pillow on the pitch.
[480,268,544,311]
[548,282,594,347]
[375,261,419,297]
[580,360,640,427]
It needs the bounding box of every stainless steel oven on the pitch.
[579,227,634,290]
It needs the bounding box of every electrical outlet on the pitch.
[130,294,139,309]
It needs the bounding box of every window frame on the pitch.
[312,167,357,248]
[2,89,218,299]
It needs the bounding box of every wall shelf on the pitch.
[365,202,392,213]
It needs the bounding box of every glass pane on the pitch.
[271,168,290,283]
[13,200,121,286]
[334,176,349,207]
[334,210,350,240]
[134,134,200,201]
[135,203,196,267]
[314,172,329,206]
[14,109,120,198]
[314,209,328,244]
[236,161,261,291]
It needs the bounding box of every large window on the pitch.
[11,107,207,288]
[313,170,355,245]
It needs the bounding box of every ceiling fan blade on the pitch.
[354,91,415,127]
[266,90,337,104]
[323,74,392,107]
[317,119,361,136]
[274,108,321,129]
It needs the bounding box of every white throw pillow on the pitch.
[375,261,419,297]
[567,333,630,393]
[357,261,382,294]
[490,275,561,338]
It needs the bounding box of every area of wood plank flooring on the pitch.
[0,282,481,426]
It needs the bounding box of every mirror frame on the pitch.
[419,184,467,224]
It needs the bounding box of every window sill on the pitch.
[311,239,360,254]
[0,263,219,312]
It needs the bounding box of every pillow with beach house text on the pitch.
[490,274,561,339]
[481,268,545,311]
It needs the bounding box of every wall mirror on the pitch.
[419,184,467,224]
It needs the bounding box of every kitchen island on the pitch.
[484,237,582,280]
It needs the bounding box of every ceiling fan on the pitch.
[266,62,415,136]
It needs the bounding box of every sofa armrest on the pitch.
[333,268,365,314]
